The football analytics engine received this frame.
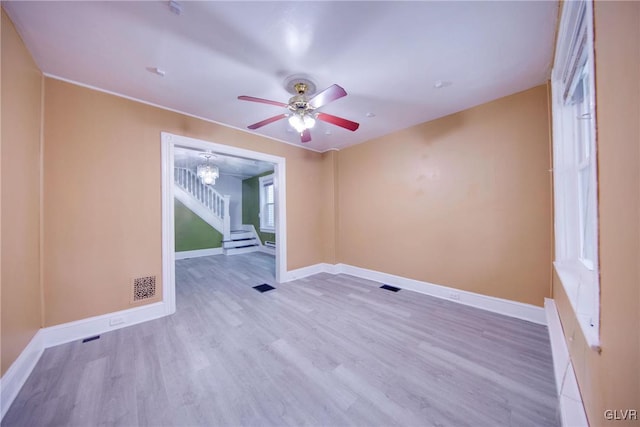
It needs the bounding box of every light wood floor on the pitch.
[4,253,559,426]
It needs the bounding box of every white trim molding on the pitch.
[284,263,546,325]
[0,331,45,420]
[258,246,276,256]
[337,264,546,324]
[0,301,170,421]
[41,302,169,348]
[175,248,223,260]
[162,132,287,285]
[285,263,338,281]
[161,134,177,315]
[545,298,588,427]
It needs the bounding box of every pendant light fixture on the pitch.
[196,153,219,185]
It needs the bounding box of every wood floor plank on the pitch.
[3,252,560,426]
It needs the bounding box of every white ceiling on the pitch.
[4,1,558,152]
[174,146,273,178]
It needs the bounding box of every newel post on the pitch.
[223,195,231,241]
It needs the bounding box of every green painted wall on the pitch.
[242,171,276,245]
[174,199,223,251]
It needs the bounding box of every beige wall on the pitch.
[553,1,640,424]
[43,78,333,326]
[337,85,552,306]
[321,150,339,264]
[0,10,43,375]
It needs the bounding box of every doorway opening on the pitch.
[161,132,287,314]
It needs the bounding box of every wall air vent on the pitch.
[132,275,157,303]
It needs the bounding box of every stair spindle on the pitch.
[174,167,229,225]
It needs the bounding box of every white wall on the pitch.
[213,174,243,230]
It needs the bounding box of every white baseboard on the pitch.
[284,263,337,281]
[0,331,45,420]
[258,246,276,256]
[0,301,171,421]
[341,264,546,324]
[41,302,170,348]
[174,248,222,260]
[545,298,588,427]
[285,263,546,324]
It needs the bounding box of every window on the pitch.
[551,0,600,348]
[259,174,275,233]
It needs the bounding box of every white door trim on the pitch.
[161,132,286,314]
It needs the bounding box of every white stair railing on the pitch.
[174,167,230,240]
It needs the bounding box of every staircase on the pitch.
[174,167,230,240]
[174,167,261,256]
[223,229,260,255]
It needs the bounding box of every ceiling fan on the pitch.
[238,80,359,143]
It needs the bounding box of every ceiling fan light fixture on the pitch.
[304,115,316,129]
[239,81,358,143]
[288,113,315,133]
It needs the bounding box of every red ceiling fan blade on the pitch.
[308,84,347,108]
[238,95,288,108]
[247,114,287,130]
[301,129,312,143]
[316,112,360,132]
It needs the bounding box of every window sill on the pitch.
[554,262,601,352]
[260,227,275,234]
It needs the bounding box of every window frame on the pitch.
[259,174,275,233]
[551,0,600,349]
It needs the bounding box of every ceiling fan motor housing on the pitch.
[288,84,313,113]
[289,97,311,112]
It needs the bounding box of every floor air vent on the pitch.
[132,275,157,302]
[380,284,401,292]
[253,284,275,293]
